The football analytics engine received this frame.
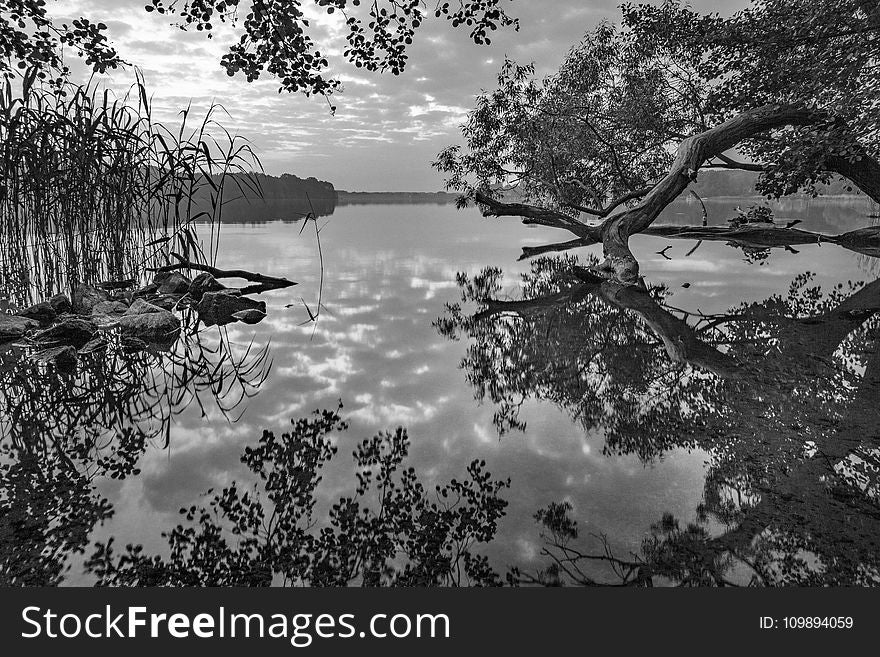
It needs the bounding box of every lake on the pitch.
[3,194,880,585]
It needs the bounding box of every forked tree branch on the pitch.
[473,105,880,285]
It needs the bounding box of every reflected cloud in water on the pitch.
[3,197,879,585]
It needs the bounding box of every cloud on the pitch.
[49,1,748,190]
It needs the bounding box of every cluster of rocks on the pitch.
[0,270,268,368]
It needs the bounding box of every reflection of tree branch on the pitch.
[519,224,880,261]
[475,270,741,379]
[584,274,742,379]
[444,257,880,584]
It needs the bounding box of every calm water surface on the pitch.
[6,195,880,585]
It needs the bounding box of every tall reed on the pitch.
[0,68,261,306]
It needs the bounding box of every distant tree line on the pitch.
[233,173,336,201]
[691,169,862,199]
[187,172,337,223]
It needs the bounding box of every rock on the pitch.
[47,293,72,315]
[116,308,181,343]
[189,272,226,300]
[15,300,57,324]
[148,294,181,311]
[153,271,192,295]
[197,290,266,327]
[29,345,77,369]
[72,284,110,314]
[90,315,120,330]
[0,314,39,343]
[125,298,164,315]
[91,300,129,316]
[97,278,137,291]
[15,292,73,324]
[91,300,131,328]
[34,316,98,348]
[231,308,267,325]
[103,289,134,305]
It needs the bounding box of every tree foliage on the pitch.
[626,0,880,197]
[435,21,705,216]
[1,1,517,100]
[0,0,121,85]
[437,0,880,224]
[145,0,516,99]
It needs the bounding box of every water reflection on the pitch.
[439,255,880,585]
[87,406,509,586]
[0,310,271,584]
[3,199,879,586]
[207,197,336,225]
[70,249,880,587]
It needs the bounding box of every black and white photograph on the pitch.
[0,0,878,649]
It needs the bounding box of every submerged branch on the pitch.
[152,254,297,293]
[519,224,880,260]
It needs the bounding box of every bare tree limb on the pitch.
[151,253,297,292]
[473,191,599,237]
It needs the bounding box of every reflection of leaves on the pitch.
[535,502,578,542]
[87,405,510,587]
[738,245,771,265]
[437,255,714,455]
[0,445,113,585]
[445,255,880,586]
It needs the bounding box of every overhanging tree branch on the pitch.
[473,191,599,238]
[710,153,767,172]
[596,105,825,283]
[489,105,880,285]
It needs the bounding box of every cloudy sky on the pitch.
[50,0,746,191]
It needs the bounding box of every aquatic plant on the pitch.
[0,68,261,306]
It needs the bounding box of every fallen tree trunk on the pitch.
[632,223,880,258]
[151,253,296,293]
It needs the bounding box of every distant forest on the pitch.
[193,173,465,223]
[190,169,865,224]
[690,169,858,198]
[192,173,337,222]
[336,191,458,205]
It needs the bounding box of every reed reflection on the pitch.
[0,310,271,584]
